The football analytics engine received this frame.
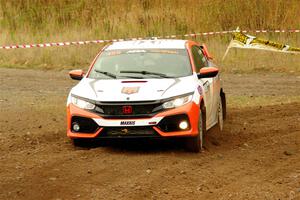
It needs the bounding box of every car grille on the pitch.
[100,126,159,137]
[94,102,162,119]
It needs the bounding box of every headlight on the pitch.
[71,96,95,110]
[162,95,193,109]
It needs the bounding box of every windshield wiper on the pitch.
[94,69,117,79]
[120,70,174,78]
[119,75,144,79]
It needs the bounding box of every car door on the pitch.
[191,46,214,127]
[207,59,221,126]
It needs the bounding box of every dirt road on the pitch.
[1,68,300,200]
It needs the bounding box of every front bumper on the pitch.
[67,102,200,139]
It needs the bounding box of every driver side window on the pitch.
[191,46,208,72]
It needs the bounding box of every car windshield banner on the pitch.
[223,31,300,60]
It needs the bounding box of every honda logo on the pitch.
[122,106,133,114]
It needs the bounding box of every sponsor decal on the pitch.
[120,121,135,125]
[197,86,203,95]
[107,50,122,56]
[126,50,146,53]
[149,50,179,54]
[121,87,140,95]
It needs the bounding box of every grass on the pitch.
[228,95,300,108]
[0,0,300,73]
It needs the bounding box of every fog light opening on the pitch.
[179,121,188,130]
[72,123,80,132]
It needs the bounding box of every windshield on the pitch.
[88,49,192,79]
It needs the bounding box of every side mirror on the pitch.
[69,70,85,80]
[197,67,219,79]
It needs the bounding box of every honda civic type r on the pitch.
[67,39,226,152]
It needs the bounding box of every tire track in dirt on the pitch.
[1,68,300,200]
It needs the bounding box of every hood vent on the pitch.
[121,80,148,83]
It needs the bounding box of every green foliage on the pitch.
[0,0,300,73]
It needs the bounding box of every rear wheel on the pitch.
[220,91,226,120]
[185,108,205,153]
[217,97,224,131]
[217,91,227,131]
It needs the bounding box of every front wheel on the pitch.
[185,110,205,153]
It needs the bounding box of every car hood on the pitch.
[70,75,197,102]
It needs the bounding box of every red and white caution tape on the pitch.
[1,29,299,50]
[0,39,117,50]
[241,29,300,33]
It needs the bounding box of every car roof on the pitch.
[105,39,188,50]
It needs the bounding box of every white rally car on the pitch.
[67,39,226,152]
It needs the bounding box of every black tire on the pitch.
[220,91,226,120]
[217,95,224,132]
[185,107,206,153]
